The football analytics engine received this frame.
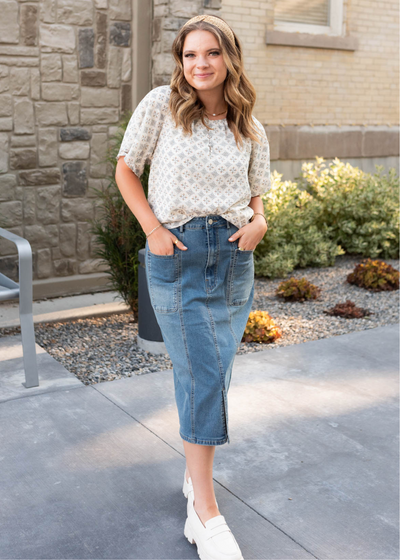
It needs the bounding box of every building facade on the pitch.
[0,0,398,298]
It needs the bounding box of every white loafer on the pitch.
[183,471,219,508]
[183,470,194,498]
[184,490,244,560]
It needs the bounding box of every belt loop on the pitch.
[180,224,184,233]
[226,219,230,229]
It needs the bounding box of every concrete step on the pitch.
[0,291,131,329]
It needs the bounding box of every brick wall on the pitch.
[220,0,398,126]
[218,0,399,167]
[0,0,133,293]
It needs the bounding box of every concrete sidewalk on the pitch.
[0,324,398,559]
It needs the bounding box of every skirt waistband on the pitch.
[177,216,233,232]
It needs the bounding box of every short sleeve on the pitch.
[248,116,271,197]
[116,85,170,178]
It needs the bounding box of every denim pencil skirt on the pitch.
[144,215,255,446]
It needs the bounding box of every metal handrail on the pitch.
[0,227,39,388]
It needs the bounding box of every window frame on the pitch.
[274,0,344,37]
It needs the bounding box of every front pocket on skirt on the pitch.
[147,250,179,314]
[227,248,254,306]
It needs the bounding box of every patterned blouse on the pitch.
[116,85,271,230]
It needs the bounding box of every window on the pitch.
[274,0,343,36]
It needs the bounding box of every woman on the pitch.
[115,14,270,560]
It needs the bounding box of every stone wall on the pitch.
[0,0,133,294]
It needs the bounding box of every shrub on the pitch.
[88,112,148,321]
[242,311,282,343]
[298,157,399,259]
[254,169,343,279]
[254,157,399,279]
[275,276,321,302]
[346,258,399,292]
[323,300,373,319]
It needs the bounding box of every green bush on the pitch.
[298,157,399,259]
[88,112,148,320]
[255,157,399,279]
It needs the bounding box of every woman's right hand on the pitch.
[147,226,188,255]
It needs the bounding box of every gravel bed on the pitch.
[0,254,398,386]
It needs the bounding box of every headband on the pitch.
[181,14,235,46]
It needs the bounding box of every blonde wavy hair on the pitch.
[169,15,263,150]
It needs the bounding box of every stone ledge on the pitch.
[266,30,358,51]
[32,272,114,300]
[0,301,130,329]
[263,125,399,161]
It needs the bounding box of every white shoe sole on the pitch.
[184,517,203,557]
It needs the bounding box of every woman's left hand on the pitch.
[228,216,268,251]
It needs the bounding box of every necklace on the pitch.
[205,107,228,118]
[205,109,227,156]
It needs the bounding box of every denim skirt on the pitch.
[144,215,255,446]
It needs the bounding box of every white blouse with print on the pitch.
[116,85,271,230]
